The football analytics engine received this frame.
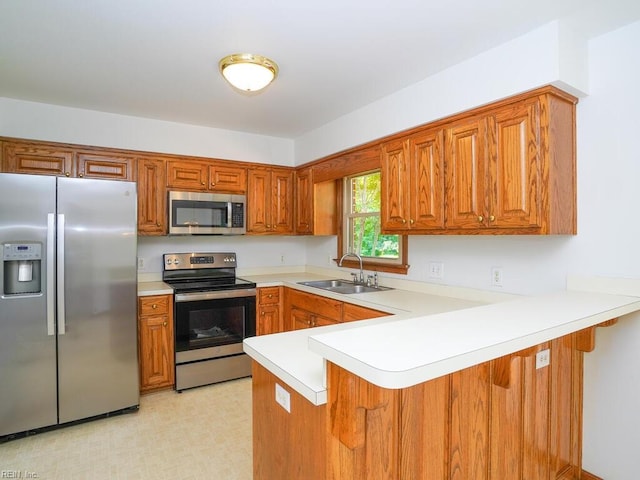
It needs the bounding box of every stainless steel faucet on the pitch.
[338,252,364,284]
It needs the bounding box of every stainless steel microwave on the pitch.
[168,191,246,235]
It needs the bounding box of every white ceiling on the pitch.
[1,0,639,139]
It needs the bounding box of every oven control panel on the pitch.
[163,252,237,270]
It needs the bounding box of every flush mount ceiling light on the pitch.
[218,53,279,92]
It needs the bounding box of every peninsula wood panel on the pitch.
[252,362,326,480]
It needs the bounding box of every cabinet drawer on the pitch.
[287,289,342,322]
[259,287,281,305]
[139,295,171,316]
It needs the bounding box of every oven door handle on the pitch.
[175,288,257,302]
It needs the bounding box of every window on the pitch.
[339,171,408,273]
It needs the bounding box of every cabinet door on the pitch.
[290,307,313,330]
[486,99,541,229]
[312,314,340,327]
[166,160,208,190]
[208,164,247,193]
[445,116,487,229]
[139,314,174,392]
[342,303,389,322]
[257,304,281,335]
[2,142,74,176]
[294,166,313,234]
[137,157,167,235]
[381,138,410,231]
[409,129,445,229]
[76,152,135,181]
[271,168,294,234]
[247,168,271,233]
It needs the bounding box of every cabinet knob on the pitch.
[266,224,271,229]
[211,182,216,187]
[261,311,265,315]
[152,304,157,309]
[410,219,415,224]
[78,172,84,178]
[201,181,205,185]
[163,321,167,327]
[65,172,70,177]
[401,218,406,224]
[268,294,273,298]
[156,222,161,227]
[489,215,495,222]
[478,215,484,222]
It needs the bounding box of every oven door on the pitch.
[174,289,256,364]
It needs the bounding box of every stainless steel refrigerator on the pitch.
[0,173,139,439]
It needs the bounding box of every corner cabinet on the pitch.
[138,295,175,393]
[247,167,294,234]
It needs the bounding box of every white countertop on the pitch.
[137,281,173,296]
[242,272,486,404]
[308,290,640,390]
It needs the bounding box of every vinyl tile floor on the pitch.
[0,378,253,480]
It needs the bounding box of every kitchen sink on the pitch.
[297,279,393,294]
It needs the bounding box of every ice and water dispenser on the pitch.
[3,243,42,296]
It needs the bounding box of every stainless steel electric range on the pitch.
[162,252,256,392]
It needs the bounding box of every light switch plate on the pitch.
[275,383,291,413]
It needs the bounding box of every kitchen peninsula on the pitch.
[243,274,640,480]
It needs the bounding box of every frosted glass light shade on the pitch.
[219,54,278,92]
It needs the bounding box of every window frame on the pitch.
[337,170,409,275]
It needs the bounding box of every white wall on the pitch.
[304,19,640,479]
[0,97,294,166]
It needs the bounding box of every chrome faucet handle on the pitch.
[366,274,374,287]
[350,272,359,283]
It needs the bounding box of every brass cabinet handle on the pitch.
[261,311,265,315]
[410,219,415,224]
[163,321,167,327]
[401,218,406,224]
[268,294,273,298]
[65,172,70,177]
[211,182,216,187]
[152,304,157,309]
[156,222,161,227]
[489,215,495,222]
[266,224,271,229]
[478,215,484,222]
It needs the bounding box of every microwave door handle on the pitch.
[228,202,233,227]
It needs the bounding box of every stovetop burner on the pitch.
[162,252,255,293]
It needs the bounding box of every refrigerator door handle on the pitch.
[57,213,66,335]
[46,213,56,336]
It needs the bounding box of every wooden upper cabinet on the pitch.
[1,141,135,181]
[444,115,488,229]
[381,128,445,232]
[208,164,246,193]
[445,99,542,231]
[76,151,135,181]
[247,167,293,234]
[166,160,208,190]
[137,157,167,235]
[2,142,75,177]
[166,159,246,193]
[294,166,313,234]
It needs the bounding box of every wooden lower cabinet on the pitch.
[138,295,175,393]
[284,288,342,330]
[253,324,615,480]
[257,286,282,335]
[253,362,326,480]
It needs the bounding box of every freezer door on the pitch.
[57,178,139,424]
[0,173,58,437]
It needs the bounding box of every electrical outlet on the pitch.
[491,267,503,287]
[428,262,444,279]
[137,257,145,270]
[275,383,291,413]
[536,349,550,369]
